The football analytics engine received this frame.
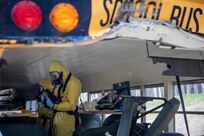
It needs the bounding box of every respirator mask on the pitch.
[50,71,63,85]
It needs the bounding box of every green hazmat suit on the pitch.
[50,60,82,136]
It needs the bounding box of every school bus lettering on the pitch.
[155,3,162,20]
[170,6,182,26]
[134,1,162,20]
[100,0,122,27]
[144,1,157,19]
[193,8,202,32]
[180,7,187,28]
[89,0,204,36]
[135,0,143,18]
[110,0,122,24]
[170,5,203,32]
[185,8,193,30]
[100,0,112,27]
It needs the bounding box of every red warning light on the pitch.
[11,1,43,32]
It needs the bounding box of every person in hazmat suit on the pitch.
[37,78,54,131]
[44,60,82,136]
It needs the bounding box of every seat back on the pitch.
[80,125,119,136]
[81,98,138,136]
[80,114,102,129]
[144,98,180,136]
[116,98,138,136]
[103,114,121,127]
[75,114,102,136]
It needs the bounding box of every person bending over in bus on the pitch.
[44,60,82,136]
[37,78,54,131]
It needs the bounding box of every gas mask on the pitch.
[50,71,63,85]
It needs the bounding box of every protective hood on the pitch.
[39,78,53,91]
[49,60,70,84]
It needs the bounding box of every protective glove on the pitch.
[45,96,54,109]
[40,95,45,102]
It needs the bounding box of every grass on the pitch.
[145,93,204,136]
[145,93,204,111]
[146,100,164,111]
[175,93,204,106]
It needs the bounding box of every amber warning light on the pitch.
[50,3,79,33]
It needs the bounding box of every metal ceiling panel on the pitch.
[0,39,203,89]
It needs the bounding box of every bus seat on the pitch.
[75,114,102,136]
[144,98,180,136]
[103,114,121,127]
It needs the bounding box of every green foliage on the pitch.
[176,93,204,106]
[145,93,204,111]
[146,100,164,111]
